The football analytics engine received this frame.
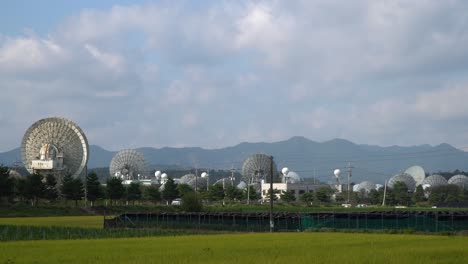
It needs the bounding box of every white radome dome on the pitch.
[334,169,341,177]
[281,167,289,176]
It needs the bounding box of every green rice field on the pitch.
[0,232,467,263]
[0,216,104,228]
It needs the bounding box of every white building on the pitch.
[260,180,329,201]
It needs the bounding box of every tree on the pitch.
[300,192,315,205]
[60,175,84,207]
[243,185,260,202]
[315,187,333,204]
[86,172,103,206]
[265,188,281,201]
[161,177,178,204]
[0,165,14,204]
[368,189,382,205]
[412,185,426,204]
[71,178,84,207]
[181,192,203,212]
[126,182,142,205]
[106,177,125,205]
[44,174,59,203]
[208,184,225,202]
[177,183,194,198]
[280,190,296,203]
[60,174,73,203]
[384,189,396,206]
[15,177,27,202]
[25,173,45,206]
[428,185,462,205]
[335,190,359,204]
[144,186,161,204]
[225,185,243,201]
[392,181,410,206]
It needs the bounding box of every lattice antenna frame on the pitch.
[241,153,278,184]
[109,149,148,180]
[21,117,89,178]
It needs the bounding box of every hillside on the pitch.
[1,136,468,184]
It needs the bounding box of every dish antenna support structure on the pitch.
[109,149,148,181]
[333,169,342,192]
[21,117,89,180]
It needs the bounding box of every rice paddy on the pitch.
[0,232,467,263]
[0,216,104,228]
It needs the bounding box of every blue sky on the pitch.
[1,0,468,152]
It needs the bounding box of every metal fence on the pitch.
[301,211,468,232]
[104,211,468,232]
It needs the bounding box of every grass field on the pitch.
[0,216,104,228]
[0,232,467,263]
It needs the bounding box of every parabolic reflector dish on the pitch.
[178,174,207,189]
[109,149,147,180]
[179,174,196,184]
[356,181,376,193]
[404,165,425,186]
[388,173,416,191]
[237,181,247,189]
[21,117,88,178]
[448,175,468,189]
[421,174,448,188]
[242,153,278,183]
[213,177,235,186]
[283,171,301,183]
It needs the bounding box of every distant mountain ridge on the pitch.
[1,136,468,184]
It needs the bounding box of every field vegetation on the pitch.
[1,232,467,263]
[0,216,103,228]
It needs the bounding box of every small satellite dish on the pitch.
[281,167,289,176]
[201,172,208,178]
[334,169,341,178]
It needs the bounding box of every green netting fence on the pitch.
[300,212,468,232]
[105,211,468,233]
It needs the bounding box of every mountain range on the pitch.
[1,136,467,184]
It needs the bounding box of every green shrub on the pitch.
[181,193,203,212]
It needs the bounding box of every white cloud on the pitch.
[2,1,468,151]
[414,85,468,119]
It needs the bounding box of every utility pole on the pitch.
[247,176,251,205]
[195,168,198,192]
[84,165,88,208]
[313,168,316,184]
[382,179,387,206]
[269,156,274,232]
[347,162,353,204]
[230,167,235,186]
[206,169,210,192]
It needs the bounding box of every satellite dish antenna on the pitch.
[242,153,277,184]
[21,117,89,178]
[334,169,341,178]
[109,149,147,181]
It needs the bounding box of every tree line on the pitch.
[1,165,467,208]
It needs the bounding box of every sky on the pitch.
[1,0,468,152]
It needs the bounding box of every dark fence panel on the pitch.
[104,211,468,232]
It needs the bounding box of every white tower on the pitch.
[334,169,342,192]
